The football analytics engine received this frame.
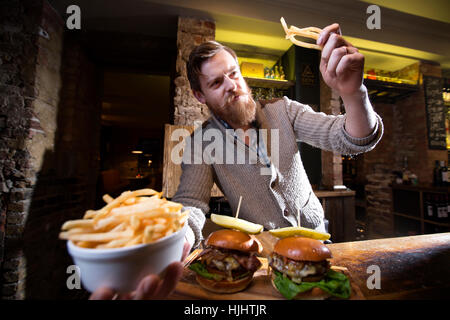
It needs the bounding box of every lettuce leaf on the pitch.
[273,269,351,299]
[189,262,251,282]
[188,262,223,281]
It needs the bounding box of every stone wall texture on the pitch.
[173,17,215,125]
[0,0,43,299]
[1,0,100,299]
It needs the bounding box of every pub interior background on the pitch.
[0,0,449,299]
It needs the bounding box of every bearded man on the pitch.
[174,23,383,253]
[90,23,383,300]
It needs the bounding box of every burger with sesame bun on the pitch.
[269,236,351,299]
[188,229,262,293]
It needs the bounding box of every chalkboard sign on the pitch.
[424,76,446,150]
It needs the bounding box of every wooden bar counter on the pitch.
[255,232,450,299]
[172,232,450,300]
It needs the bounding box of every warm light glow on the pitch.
[216,27,449,71]
[132,150,143,154]
[216,28,287,69]
[345,36,447,69]
[216,29,290,52]
[239,57,278,70]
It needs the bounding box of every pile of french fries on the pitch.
[59,189,189,249]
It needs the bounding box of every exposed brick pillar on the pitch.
[173,17,215,125]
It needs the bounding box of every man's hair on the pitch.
[187,41,238,93]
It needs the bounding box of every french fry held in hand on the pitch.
[280,17,322,50]
[59,188,189,249]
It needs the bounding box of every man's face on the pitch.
[193,49,256,128]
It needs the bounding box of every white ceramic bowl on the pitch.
[67,222,187,293]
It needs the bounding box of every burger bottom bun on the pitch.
[196,274,254,294]
[270,269,331,300]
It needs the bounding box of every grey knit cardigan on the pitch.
[173,96,383,249]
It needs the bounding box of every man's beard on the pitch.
[210,87,257,128]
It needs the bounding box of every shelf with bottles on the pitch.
[363,73,418,85]
[364,78,419,104]
[391,183,450,236]
[432,160,449,188]
[244,77,295,90]
[423,192,449,225]
[363,63,420,103]
[364,62,419,85]
[239,59,294,90]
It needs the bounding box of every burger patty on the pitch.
[268,252,330,284]
[196,247,261,281]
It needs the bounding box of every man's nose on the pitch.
[223,74,237,92]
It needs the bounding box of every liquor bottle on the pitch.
[444,194,449,221]
[436,194,443,219]
[448,193,450,218]
[401,156,410,184]
[440,161,448,186]
[433,160,442,186]
[425,194,434,219]
[264,67,270,79]
[274,66,280,80]
[430,194,440,221]
[439,194,448,220]
[279,66,286,80]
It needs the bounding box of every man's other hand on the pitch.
[89,261,183,300]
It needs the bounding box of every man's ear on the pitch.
[193,90,206,104]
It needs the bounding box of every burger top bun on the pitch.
[205,229,262,254]
[273,236,332,261]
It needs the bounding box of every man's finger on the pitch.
[336,52,364,77]
[326,46,348,77]
[152,262,184,299]
[89,287,116,300]
[346,46,358,54]
[321,33,347,63]
[133,274,160,300]
[317,23,341,46]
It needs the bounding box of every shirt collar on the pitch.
[214,115,259,131]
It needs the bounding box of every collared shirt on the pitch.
[216,116,271,168]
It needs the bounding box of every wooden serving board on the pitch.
[168,250,365,300]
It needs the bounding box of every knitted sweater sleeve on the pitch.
[172,133,213,249]
[283,96,383,155]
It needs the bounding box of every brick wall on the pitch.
[0,0,43,299]
[173,17,215,125]
[1,0,100,299]
[364,102,396,238]
[364,62,447,238]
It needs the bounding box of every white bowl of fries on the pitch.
[60,189,189,293]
